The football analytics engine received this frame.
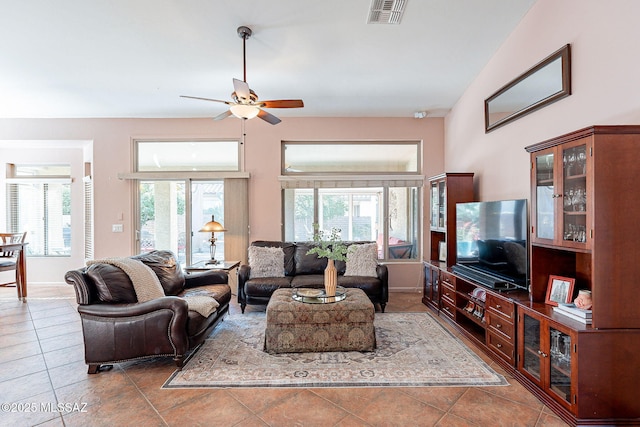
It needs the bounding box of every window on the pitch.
[281,142,423,261]
[6,164,72,256]
[134,140,241,265]
[137,140,239,172]
[283,141,419,173]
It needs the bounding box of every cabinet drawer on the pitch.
[440,271,456,287]
[486,311,514,340]
[441,283,456,305]
[440,299,456,319]
[486,294,515,320]
[487,331,515,365]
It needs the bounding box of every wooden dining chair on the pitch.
[0,232,27,291]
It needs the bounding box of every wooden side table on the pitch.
[184,260,240,294]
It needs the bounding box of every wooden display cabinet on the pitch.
[518,305,577,414]
[517,303,640,423]
[530,140,591,251]
[526,125,640,329]
[428,173,474,267]
[523,126,640,424]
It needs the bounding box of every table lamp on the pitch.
[199,215,226,264]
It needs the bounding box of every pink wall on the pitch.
[445,0,640,200]
[0,117,443,288]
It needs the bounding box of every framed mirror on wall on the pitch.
[485,44,571,133]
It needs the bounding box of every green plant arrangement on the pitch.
[306,224,348,261]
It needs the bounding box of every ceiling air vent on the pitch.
[368,0,407,24]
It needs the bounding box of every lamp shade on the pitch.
[230,104,260,119]
[199,216,226,233]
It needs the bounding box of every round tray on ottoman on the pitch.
[291,286,347,304]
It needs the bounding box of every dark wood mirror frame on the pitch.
[485,44,571,133]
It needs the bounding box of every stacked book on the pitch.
[553,303,592,324]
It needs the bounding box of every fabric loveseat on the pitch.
[238,240,388,313]
[64,250,231,373]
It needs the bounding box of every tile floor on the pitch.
[0,284,569,427]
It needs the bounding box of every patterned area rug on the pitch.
[163,312,508,388]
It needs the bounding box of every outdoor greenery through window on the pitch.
[6,164,72,256]
[282,141,422,261]
[138,180,224,265]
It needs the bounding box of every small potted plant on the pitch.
[307,224,347,296]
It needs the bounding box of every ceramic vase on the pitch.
[324,258,338,297]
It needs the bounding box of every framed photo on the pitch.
[545,275,575,306]
[438,241,447,262]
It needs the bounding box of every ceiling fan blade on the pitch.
[233,78,251,101]
[212,110,233,121]
[260,99,304,109]
[257,109,281,125]
[180,95,231,104]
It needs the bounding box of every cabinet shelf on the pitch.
[564,173,586,181]
[456,306,485,327]
[562,211,586,216]
[550,361,571,378]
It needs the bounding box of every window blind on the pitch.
[278,175,424,189]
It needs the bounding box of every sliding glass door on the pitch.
[137,180,224,266]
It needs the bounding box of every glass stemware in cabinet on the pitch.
[567,152,576,176]
[578,149,587,175]
[550,330,561,358]
[564,189,574,211]
[545,155,553,180]
[572,188,585,212]
[560,334,572,369]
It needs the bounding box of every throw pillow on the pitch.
[344,243,378,277]
[248,246,285,278]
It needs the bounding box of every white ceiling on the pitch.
[0,0,536,120]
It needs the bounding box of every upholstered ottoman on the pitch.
[264,288,376,354]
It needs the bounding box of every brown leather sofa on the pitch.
[238,241,388,313]
[64,250,231,373]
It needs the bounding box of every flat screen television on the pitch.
[453,199,528,291]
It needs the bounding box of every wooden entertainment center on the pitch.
[423,126,640,426]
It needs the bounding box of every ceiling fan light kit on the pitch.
[181,26,304,125]
[230,104,260,119]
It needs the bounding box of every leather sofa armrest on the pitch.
[376,264,389,303]
[77,296,190,365]
[237,264,251,302]
[65,268,92,305]
[184,270,228,289]
[77,296,188,318]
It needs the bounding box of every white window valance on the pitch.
[278,175,424,189]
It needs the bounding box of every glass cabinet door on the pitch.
[561,143,588,245]
[423,263,433,301]
[437,180,446,229]
[432,268,439,303]
[534,152,555,241]
[430,182,439,229]
[521,312,542,382]
[548,327,573,405]
[430,180,446,231]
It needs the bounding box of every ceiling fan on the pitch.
[181,26,304,125]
